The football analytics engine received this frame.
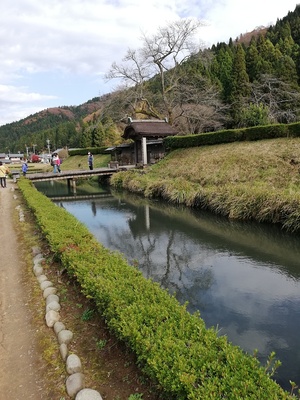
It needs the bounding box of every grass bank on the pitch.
[110,137,300,233]
[59,153,111,170]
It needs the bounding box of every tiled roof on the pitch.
[122,120,178,140]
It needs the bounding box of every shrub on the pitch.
[164,123,289,150]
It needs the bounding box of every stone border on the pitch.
[14,190,103,400]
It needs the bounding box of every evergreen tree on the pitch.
[211,46,234,102]
[80,126,92,148]
[230,44,251,124]
[246,39,260,82]
[92,124,105,147]
[275,54,298,84]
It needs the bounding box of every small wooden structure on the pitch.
[121,119,178,166]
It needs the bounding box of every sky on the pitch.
[0,0,298,127]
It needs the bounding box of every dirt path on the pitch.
[0,180,45,400]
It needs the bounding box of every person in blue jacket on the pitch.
[22,161,28,176]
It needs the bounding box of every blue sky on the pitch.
[0,0,297,126]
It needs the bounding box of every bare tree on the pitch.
[251,74,300,123]
[172,71,229,133]
[106,18,204,124]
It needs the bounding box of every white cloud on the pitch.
[0,0,297,126]
[0,84,57,125]
[200,0,298,46]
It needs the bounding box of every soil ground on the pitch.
[0,181,46,400]
[0,179,163,400]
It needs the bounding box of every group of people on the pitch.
[20,151,93,177]
[0,152,94,187]
[51,152,93,172]
[0,159,28,187]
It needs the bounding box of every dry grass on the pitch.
[155,138,300,191]
[112,138,300,232]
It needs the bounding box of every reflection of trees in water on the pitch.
[96,221,214,311]
[115,191,300,278]
[135,234,157,277]
[174,268,214,314]
[159,230,214,311]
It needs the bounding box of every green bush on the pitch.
[18,178,297,399]
[68,147,108,156]
[164,123,289,150]
[287,122,300,137]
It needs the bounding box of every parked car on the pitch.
[31,154,41,163]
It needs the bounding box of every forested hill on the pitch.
[1,5,300,154]
[0,96,110,153]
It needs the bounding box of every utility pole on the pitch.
[46,139,51,163]
[46,139,50,155]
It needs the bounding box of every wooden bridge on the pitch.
[26,166,133,193]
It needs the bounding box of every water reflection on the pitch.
[36,182,300,391]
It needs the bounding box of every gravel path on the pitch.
[0,181,45,400]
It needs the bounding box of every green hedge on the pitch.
[18,178,297,399]
[164,123,298,150]
[68,147,108,156]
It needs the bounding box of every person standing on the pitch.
[22,160,28,176]
[52,153,59,173]
[88,152,94,170]
[57,156,61,173]
[0,162,9,188]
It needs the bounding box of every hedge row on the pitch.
[68,147,109,156]
[164,122,300,150]
[18,178,296,399]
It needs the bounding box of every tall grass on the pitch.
[110,138,300,232]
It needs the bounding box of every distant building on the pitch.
[107,119,178,166]
[8,153,24,163]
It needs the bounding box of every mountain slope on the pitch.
[0,97,106,152]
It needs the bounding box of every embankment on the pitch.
[110,137,300,233]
